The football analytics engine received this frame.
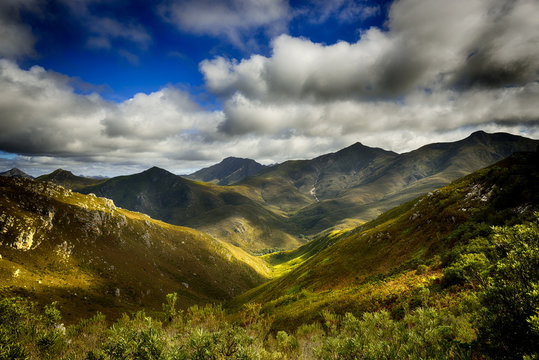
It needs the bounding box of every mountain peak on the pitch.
[221,156,251,163]
[0,168,34,179]
[186,157,266,185]
[50,168,75,176]
[333,140,398,157]
[467,130,489,141]
[142,166,178,179]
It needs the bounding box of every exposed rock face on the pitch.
[0,177,124,251]
[13,228,35,250]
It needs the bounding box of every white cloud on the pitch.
[0,59,226,175]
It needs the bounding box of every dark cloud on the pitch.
[0,0,38,58]
[449,0,539,89]
[454,50,534,89]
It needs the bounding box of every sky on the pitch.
[0,0,538,177]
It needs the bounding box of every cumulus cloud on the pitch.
[159,0,289,48]
[0,58,374,176]
[200,0,539,144]
[0,59,227,174]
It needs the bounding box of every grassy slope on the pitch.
[229,151,539,330]
[0,176,271,323]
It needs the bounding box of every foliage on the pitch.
[0,293,479,360]
[442,214,539,358]
[315,308,475,359]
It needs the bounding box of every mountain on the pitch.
[185,157,267,185]
[245,131,539,234]
[0,168,33,179]
[0,176,270,322]
[37,168,106,190]
[229,150,539,329]
[79,167,300,251]
[235,142,398,218]
[67,131,539,250]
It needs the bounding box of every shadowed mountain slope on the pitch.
[230,151,539,329]
[185,157,267,185]
[0,176,270,322]
[37,169,106,190]
[79,167,300,251]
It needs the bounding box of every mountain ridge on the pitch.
[33,131,539,248]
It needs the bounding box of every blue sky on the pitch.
[17,0,391,101]
[0,0,538,176]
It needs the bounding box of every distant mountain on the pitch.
[0,168,33,179]
[0,176,269,322]
[185,157,267,185]
[230,151,539,329]
[245,131,539,234]
[239,142,398,213]
[79,167,300,251]
[37,168,106,190]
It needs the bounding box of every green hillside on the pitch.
[0,176,270,323]
[230,151,539,331]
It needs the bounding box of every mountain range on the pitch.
[5,131,538,253]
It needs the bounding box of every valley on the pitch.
[1,132,538,359]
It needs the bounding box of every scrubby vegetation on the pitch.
[2,216,538,359]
